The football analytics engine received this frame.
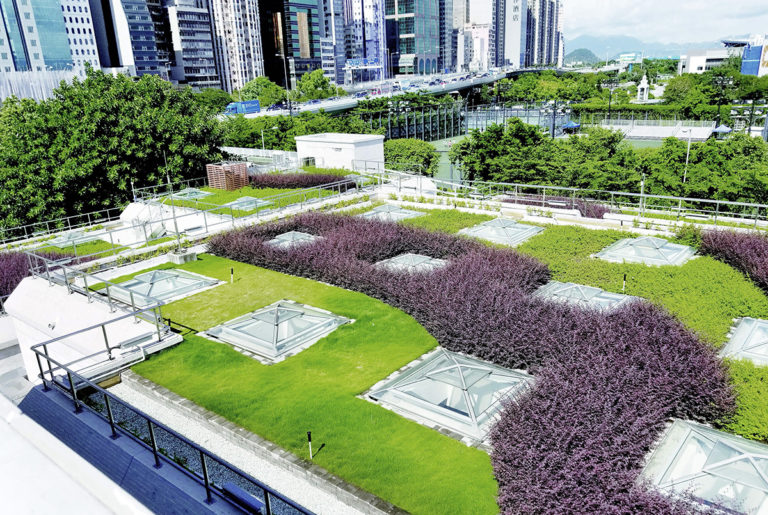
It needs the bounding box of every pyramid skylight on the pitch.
[204,300,350,363]
[368,348,532,441]
[223,196,271,211]
[359,204,425,222]
[720,318,768,366]
[534,281,636,311]
[170,187,212,200]
[641,419,768,514]
[458,218,544,247]
[106,269,220,308]
[265,231,320,249]
[376,253,448,274]
[47,230,100,248]
[594,236,695,266]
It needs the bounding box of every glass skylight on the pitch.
[534,281,636,311]
[106,269,219,307]
[376,253,448,274]
[265,231,321,249]
[359,204,425,222]
[368,348,532,440]
[170,188,212,200]
[642,419,768,514]
[223,196,271,211]
[204,300,350,363]
[720,318,768,366]
[594,236,695,266]
[46,230,100,248]
[458,218,544,247]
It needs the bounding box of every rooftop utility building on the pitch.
[295,133,384,170]
[368,348,532,441]
[594,236,696,266]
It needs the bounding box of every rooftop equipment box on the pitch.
[206,162,249,190]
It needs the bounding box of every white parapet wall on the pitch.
[295,133,384,170]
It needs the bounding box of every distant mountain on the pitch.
[564,48,599,65]
[564,35,723,60]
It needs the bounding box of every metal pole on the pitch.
[35,352,49,391]
[66,371,81,413]
[167,174,182,253]
[200,451,213,504]
[147,420,161,468]
[104,393,118,439]
[102,325,113,360]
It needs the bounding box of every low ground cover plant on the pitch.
[0,250,84,297]
[700,230,768,292]
[208,212,734,512]
[501,195,610,219]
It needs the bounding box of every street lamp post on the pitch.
[261,126,278,151]
[713,76,734,125]
[602,78,619,122]
[278,53,293,116]
[677,128,693,218]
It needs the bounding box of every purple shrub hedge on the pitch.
[700,230,768,292]
[250,173,355,191]
[208,213,734,512]
[0,252,30,298]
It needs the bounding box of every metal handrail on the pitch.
[32,348,314,515]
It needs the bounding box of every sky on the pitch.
[563,0,768,43]
[470,1,768,44]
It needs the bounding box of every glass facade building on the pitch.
[384,0,440,75]
[0,0,73,72]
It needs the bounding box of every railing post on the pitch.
[35,352,49,391]
[264,490,272,514]
[105,284,115,313]
[45,261,52,286]
[130,292,139,322]
[104,393,118,439]
[715,202,720,225]
[102,325,113,360]
[66,371,81,413]
[200,451,213,504]
[147,420,161,468]
[42,344,55,383]
[155,307,163,341]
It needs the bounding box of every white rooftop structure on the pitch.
[359,204,425,223]
[105,269,220,308]
[720,318,768,366]
[295,132,384,170]
[642,419,768,514]
[534,281,636,311]
[376,253,448,274]
[594,236,696,266]
[265,231,321,249]
[678,47,742,75]
[368,348,532,441]
[203,300,350,363]
[458,219,544,247]
[223,196,271,211]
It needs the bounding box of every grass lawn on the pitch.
[401,209,495,234]
[41,238,121,259]
[131,254,499,514]
[168,186,334,217]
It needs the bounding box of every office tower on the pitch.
[88,0,163,76]
[0,0,73,72]
[491,0,527,68]
[385,0,440,75]
[437,0,452,72]
[60,0,100,77]
[259,0,322,89]
[319,0,344,83]
[208,0,263,92]
[343,0,386,83]
[165,0,220,88]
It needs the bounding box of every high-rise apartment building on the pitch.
[437,0,452,72]
[385,0,440,75]
[525,0,561,66]
[165,0,220,88]
[259,0,322,89]
[0,0,73,72]
[319,0,344,83]
[60,0,100,77]
[452,0,468,71]
[209,0,263,92]
[491,0,526,68]
[343,0,386,82]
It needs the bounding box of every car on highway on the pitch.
[266,103,285,111]
[306,99,322,105]
[354,91,368,98]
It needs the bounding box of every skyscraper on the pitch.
[208,0,263,92]
[491,0,527,68]
[437,0,452,72]
[60,0,100,77]
[0,0,73,72]
[385,0,440,75]
[259,0,322,89]
[319,0,344,83]
[165,0,220,88]
[343,0,386,83]
[524,0,561,66]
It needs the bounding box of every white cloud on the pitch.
[564,0,768,43]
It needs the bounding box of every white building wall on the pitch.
[60,0,101,77]
[504,0,527,68]
[0,17,13,72]
[295,133,384,170]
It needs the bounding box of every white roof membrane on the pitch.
[534,281,636,311]
[105,269,219,308]
[642,419,768,514]
[358,204,425,222]
[376,253,448,274]
[368,348,532,441]
[458,219,544,247]
[720,318,768,366]
[204,300,350,363]
[594,236,696,266]
[265,231,321,249]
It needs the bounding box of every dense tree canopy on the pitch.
[290,69,345,102]
[239,76,286,108]
[0,69,222,229]
[192,88,234,112]
[450,119,768,204]
[383,139,440,176]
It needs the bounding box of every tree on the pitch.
[240,76,286,108]
[291,69,344,102]
[384,139,440,176]
[193,88,233,112]
[0,69,222,229]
